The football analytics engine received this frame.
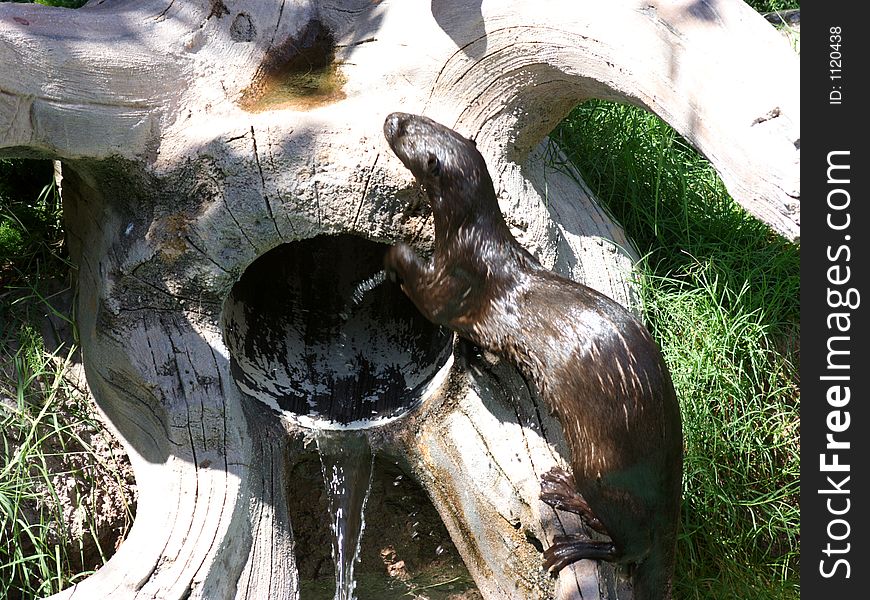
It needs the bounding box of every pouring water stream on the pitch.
[315,429,374,600]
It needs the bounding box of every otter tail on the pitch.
[631,535,676,600]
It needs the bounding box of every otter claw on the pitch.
[540,467,608,535]
[543,535,617,574]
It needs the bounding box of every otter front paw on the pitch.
[384,243,419,284]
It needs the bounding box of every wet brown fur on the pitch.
[382,112,682,600]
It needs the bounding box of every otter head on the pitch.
[383,112,498,222]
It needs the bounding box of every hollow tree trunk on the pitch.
[0,1,798,599]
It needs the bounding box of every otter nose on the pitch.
[383,113,400,140]
[383,112,410,141]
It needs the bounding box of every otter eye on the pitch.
[427,154,441,176]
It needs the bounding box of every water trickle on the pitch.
[316,429,375,600]
[351,270,387,307]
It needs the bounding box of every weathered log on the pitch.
[0,1,798,598]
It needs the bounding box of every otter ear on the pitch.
[426,153,442,177]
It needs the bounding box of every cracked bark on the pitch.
[1,0,798,598]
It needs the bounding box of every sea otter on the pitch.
[382,112,682,599]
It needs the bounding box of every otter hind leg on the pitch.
[543,535,618,573]
[540,466,608,535]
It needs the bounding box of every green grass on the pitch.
[1,159,135,600]
[1,1,89,8]
[2,329,93,598]
[744,1,799,14]
[553,98,799,599]
[1,162,63,277]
